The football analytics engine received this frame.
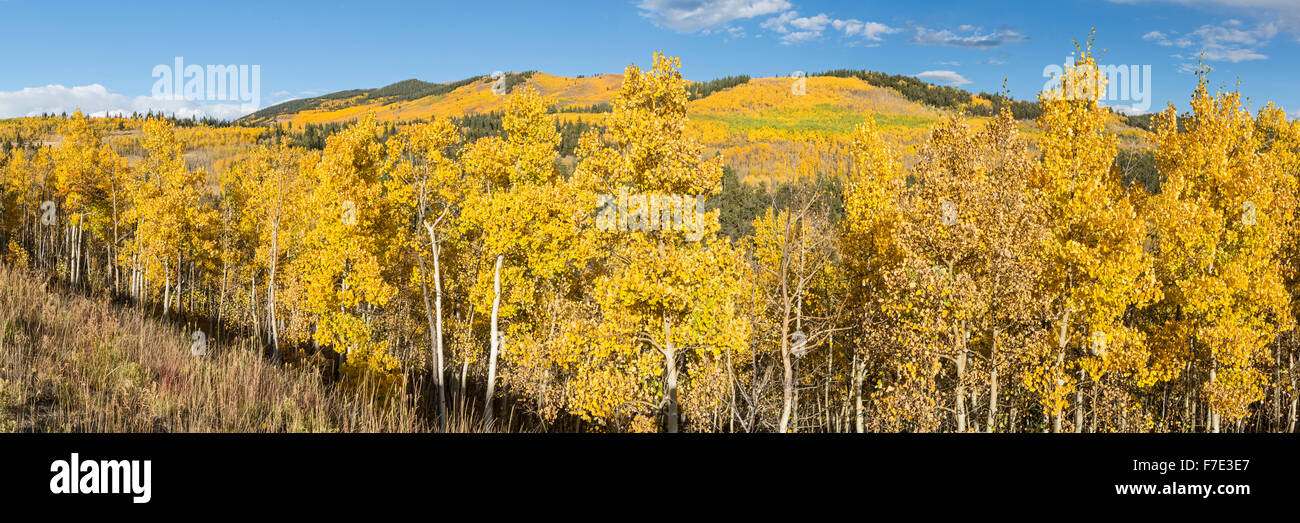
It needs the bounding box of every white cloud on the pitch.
[0,84,253,120]
[1191,19,1276,60]
[1108,104,1153,116]
[1110,0,1300,25]
[834,20,899,41]
[762,10,898,44]
[1201,46,1269,61]
[1143,30,1170,42]
[1143,19,1276,62]
[760,10,797,32]
[1191,19,1277,45]
[790,13,831,31]
[642,2,899,45]
[1116,0,1300,53]
[861,22,900,41]
[637,0,792,33]
[780,31,819,44]
[832,19,863,36]
[914,70,972,86]
[911,26,1027,48]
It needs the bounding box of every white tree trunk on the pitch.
[267,224,280,362]
[987,330,999,433]
[663,318,679,433]
[163,259,171,319]
[420,221,447,430]
[484,255,503,431]
[853,349,865,433]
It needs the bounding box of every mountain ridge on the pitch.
[237,69,1068,128]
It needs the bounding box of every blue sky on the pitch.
[1,0,1297,119]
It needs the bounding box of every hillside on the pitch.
[238,70,1150,185]
[0,264,433,433]
[239,72,623,127]
[242,70,963,131]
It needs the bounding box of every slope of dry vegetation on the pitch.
[0,262,432,432]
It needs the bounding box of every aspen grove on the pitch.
[4,47,1300,433]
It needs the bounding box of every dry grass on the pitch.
[0,262,461,433]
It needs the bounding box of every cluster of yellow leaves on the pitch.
[567,52,752,429]
[292,115,405,384]
[1147,71,1296,423]
[1027,47,1159,424]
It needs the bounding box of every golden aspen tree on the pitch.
[1,147,41,267]
[387,117,462,429]
[103,148,128,294]
[212,170,248,350]
[460,86,592,429]
[886,111,1048,432]
[222,142,305,360]
[51,111,114,287]
[1256,103,1300,432]
[839,117,906,432]
[1148,71,1294,431]
[295,113,404,387]
[124,118,214,319]
[573,52,750,432]
[802,244,850,432]
[748,199,841,433]
[1040,47,1160,432]
[895,115,991,433]
[971,110,1049,433]
[1032,44,1158,432]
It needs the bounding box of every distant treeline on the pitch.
[811,68,1171,129]
[238,73,541,125]
[711,167,846,241]
[501,71,535,93]
[259,121,395,150]
[454,111,602,156]
[240,66,1177,148]
[552,103,612,114]
[28,111,233,128]
[814,69,1043,120]
[688,75,751,100]
[258,111,600,157]
[238,65,1180,133]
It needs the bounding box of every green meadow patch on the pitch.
[693,104,936,137]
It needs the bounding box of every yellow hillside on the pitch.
[263,71,1147,185]
[687,76,949,185]
[283,72,623,127]
[549,74,960,184]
